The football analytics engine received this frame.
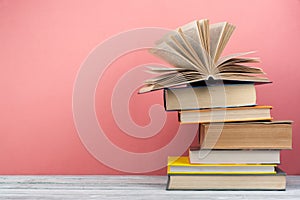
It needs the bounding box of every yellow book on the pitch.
[168,157,276,175]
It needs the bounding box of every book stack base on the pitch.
[136,19,292,191]
[164,84,292,191]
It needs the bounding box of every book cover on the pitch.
[179,105,272,123]
[199,121,293,149]
[188,149,281,164]
[166,167,286,191]
[164,83,256,111]
[168,157,276,174]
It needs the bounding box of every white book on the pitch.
[189,149,280,164]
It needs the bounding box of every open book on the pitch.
[139,19,270,93]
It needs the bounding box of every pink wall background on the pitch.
[1,0,300,175]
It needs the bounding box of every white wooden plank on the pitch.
[0,176,299,200]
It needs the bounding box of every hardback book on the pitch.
[166,167,286,191]
[164,83,256,111]
[168,157,276,174]
[139,19,270,93]
[178,105,272,124]
[199,121,293,149]
[189,148,280,164]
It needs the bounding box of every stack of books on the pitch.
[138,19,293,191]
[165,83,292,190]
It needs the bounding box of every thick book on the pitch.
[178,105,272,124]
[139,19,270,93]
[189,148,280,164]
[164,83,256,111]
[199,121,293,149]
[168,157,276,174]
[166,167,286,191]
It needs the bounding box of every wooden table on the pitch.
[0,175,299,199]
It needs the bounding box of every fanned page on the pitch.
[150,41,199,71]
[217,73,270,82]
[139,72,206,93]
[217,65,264,74]
[139,19,270,93]
[169,31,207,73]
[196,20,212,72]
[215,51,257,66]
[217,24,235,62]
[197,20,210,54]
[179,20,210,71]
[209,22,235,64]
[209,22,226,64]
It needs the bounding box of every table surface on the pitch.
[0,175,299,199]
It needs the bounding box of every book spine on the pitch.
[163,89,167,111]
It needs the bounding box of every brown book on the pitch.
[199,121,293,149]
[166,167,286,191]
[178,105,272,124]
